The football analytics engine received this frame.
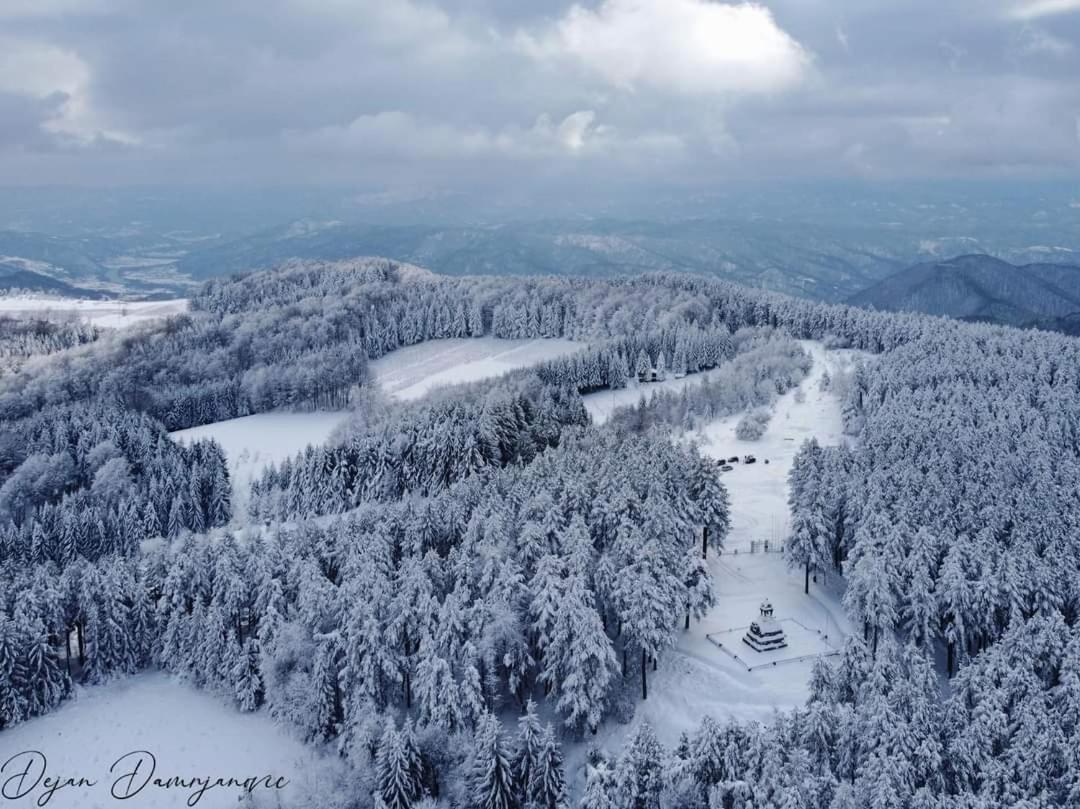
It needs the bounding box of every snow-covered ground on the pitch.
[167,337,587,505]
[688,341,859,549]
[581,368,719,424]
[0,672,342,809]
[0,296,188,329]
[370,337,585,400]
[573,342,863,781]
[170,411,350,508]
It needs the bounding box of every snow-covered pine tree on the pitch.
[528,724,568,809]
[511,699,543,804]
[615,723,666,809]
[376,718,424,809]
[580,763,618,809]
[466,713,517,809]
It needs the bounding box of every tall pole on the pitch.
[702,524,709,559]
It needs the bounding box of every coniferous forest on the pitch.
[3,259,1080,808]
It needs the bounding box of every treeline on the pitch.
[0,555,152,728]
[0,315,100,377]
[788,326,1080,672]
[171,431,727,740]
[0,260,946,435]
[608,329,811,434]
[250,378,589,521]
[532,324,735,394]
[0,403,230,565]
[589,618,1080,809]
[3,426,729,805]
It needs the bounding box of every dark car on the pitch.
[743,455,757,464]
[720,464,734,472]
[728,456,739,463]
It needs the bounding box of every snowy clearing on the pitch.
[581,368,720,425]
[0,672,340,809]
[369,337,586,400]
[0,296,188,329]
[170,411,350,507]
[687,341,860,549]
[573,342,863,782]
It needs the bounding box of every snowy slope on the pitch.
[0,672,343,809]
[0,295,188,328]
[170,411,350,511]
[168,337,586,511]
[571,342,863,784]
[369,337,585,400]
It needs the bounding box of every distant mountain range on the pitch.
[172,218,923,300]
[169,219,1080,303]
[0,256,107,299]
[1,205,1078,308]
[847,254,1080,333]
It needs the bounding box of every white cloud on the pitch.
[1014,25,1074,57]
[287,109,681,162]
[0,38,89,98]
[555,110,598,152]
[836,26,850,53]
[0,36,135,146]
[520,0,810,96]
[1009,0,1080,19]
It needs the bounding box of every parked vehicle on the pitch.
[728,456,739,463]
[720,464,734,472]
[743,455,757,464]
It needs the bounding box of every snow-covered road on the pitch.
[575,342,864,774]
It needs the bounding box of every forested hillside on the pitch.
[1,259,1078,807]
[848,253,1080,333]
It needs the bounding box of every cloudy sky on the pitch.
[3,0,1080,194]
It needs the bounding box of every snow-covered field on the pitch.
[0,672,341,809]
[167,337,586,508]
[0,296,188,328]
[370,337,585,400]
[170,411,350,507]
[576,342,861,773]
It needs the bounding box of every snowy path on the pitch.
[688,340,856,550]
[369,336,585,400]
[0,672,342,809]
[573,342,863,782]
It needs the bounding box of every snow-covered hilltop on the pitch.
[2,264,1078,809]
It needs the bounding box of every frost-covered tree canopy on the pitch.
[2,259,1079,806]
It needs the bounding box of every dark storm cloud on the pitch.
[0,0,1078,188]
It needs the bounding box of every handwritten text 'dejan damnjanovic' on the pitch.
[1,750,289,807]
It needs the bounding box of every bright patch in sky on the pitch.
[526,0,810,95]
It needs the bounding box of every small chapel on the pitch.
[743,599,787,652]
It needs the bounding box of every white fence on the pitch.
[705,618,841,672]
[722,539,784,555]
